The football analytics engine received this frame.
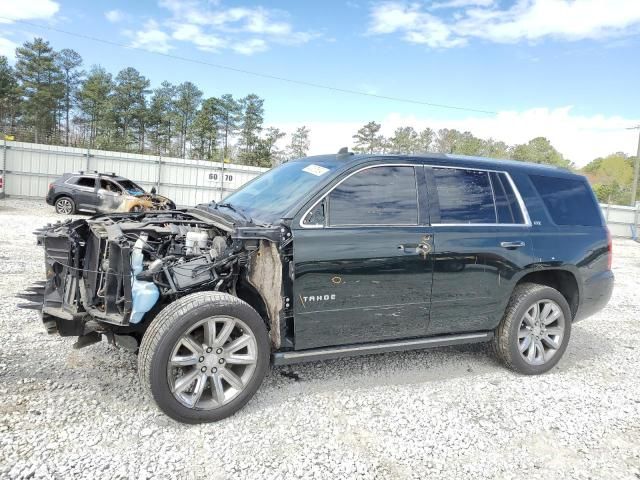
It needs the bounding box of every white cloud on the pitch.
[0,37,18,59]
[130,20,173,53]
[368,0,640,48]
[232,38,268,55]
[269,107,639,166]
[0,0,59,23]
[105,9,125,23]
[156,0,316,54]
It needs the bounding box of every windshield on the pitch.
[222,160,341,223]
[118,180,145,195]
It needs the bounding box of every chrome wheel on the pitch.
[518,299,566,366]
[55,198,73,214]
[167,316,258,410]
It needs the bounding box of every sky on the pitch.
[0,0,639,166]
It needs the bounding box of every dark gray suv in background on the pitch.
[45,171,175,214]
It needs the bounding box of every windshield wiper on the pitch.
[216,202,253,224]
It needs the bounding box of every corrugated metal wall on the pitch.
[0,140,267,205]
[601,203,640,239]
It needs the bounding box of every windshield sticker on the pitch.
[302,164,330,176]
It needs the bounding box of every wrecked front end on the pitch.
[23,208,292,351]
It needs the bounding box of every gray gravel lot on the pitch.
[1,197,639,480]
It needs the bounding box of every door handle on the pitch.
[398,243,432,256]
[500,241,525,249]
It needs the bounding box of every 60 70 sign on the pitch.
[208,172,233,182]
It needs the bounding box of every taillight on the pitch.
[48,183,54,190]
[0,176,3,189]
[607,228,612,270]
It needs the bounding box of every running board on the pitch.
[271,332,493,366]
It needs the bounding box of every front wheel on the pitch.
[492,283,571,375]
[138,292,270,423]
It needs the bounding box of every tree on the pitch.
[480,138,510,159]
[259,127,285,166]
[352,121,384,154]
[582,153,634,204]
[77,66,114,148]
[238,94,264,162]
[0,56,21,132]
[286,125,311,161]
[417,128,434,152]
[14,38,63,143]
[56,49,83,145]
[147,81,176,155]
[389,126,419,154]
[191,97,221,160]
[112,67,150,152]
[215,94,242,161]
[174,81,202,157]
[510,137,571,168]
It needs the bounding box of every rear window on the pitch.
[529,175,602,226]
[433,168,496,224]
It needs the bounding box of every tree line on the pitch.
[0,37,634,203]
[351,121,636,205]
[0,38,310,167]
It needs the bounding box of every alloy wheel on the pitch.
[167,316,258,410]
[517,299,566,366]
[56,198,73,214]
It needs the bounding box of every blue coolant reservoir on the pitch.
[130,236,160,324]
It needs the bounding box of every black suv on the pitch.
[26,152,613,423]
[46,171,175,214]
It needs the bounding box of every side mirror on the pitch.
[150,187,157,194]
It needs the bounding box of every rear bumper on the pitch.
[45,192,55,205]
[574,270,614,322]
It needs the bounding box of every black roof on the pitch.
[292,152,583,180]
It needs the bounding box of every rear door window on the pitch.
[433,168,496,224]
[74,177,95,188]
[529,175,602,226]
[328,166,418,226]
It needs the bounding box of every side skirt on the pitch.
[271,332,493,366]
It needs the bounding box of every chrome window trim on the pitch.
[299,163,532,229]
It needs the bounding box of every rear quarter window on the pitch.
[529,175,602,227]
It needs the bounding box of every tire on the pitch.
[138,291,270,423]
[54,196,75,215]
[492,283,572,375]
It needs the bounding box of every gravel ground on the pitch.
[1,197,639,480]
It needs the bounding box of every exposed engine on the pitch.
[32,209,258,336]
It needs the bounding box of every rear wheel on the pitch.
[493,283,571,375]
[138,292,270,423]
[54,196,75,215]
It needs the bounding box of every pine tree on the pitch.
[286,126,311,161]
[77,66,114,148]
[14,38,63,143]
[57,49,83,145]
[238,94,264,162]
[352,121,384,154]
[174,81,202,158]
[0,56,21,132]
[215,94,241,161]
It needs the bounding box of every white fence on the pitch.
[601,203,639,239]
[0,140,267,206]
[1,140,639,240]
